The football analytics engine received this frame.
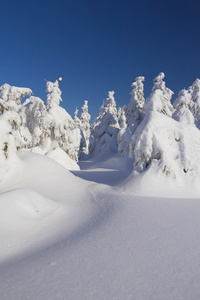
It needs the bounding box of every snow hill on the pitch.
[1,151,200,299]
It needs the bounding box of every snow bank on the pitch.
[0,151,96,262]
[0,189,58,260]
[46,147,80,170]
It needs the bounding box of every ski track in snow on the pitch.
[1,152,200,299]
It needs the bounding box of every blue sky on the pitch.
[1,0,200,120]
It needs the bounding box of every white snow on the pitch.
[46,147,80,170]
[1,149,200,300]
[2,75,200,300]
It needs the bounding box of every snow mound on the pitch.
[46,148,80,170]
[0,188,58,219]
[127,111,200,197]
[0,151,100,263]
[0,188,59,261]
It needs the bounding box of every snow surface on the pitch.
[46,148,80,170]
[1,151,200,299]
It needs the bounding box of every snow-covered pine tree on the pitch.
[45,78,81,160]
[73,107,81,128]
[117,106,123,127]
[46,77,63,109]
[172,89,194,124]
[118,111,132,155]
[91,91,120,154]
[19,96,48,151]
[145,72,174,117]
[92,91,119,139]
[0,83,32,111]
[79,100,91,154]
[125,76,145,134]
[0,83,32,152]
[189,78,200,122]
[90,102,105,135]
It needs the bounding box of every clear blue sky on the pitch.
[1,0,200,120]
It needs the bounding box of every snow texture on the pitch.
[1,150,200,300]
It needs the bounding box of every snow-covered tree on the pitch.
[129,109,200,183]
[172,89,194,125]
[92,91,119,140]
[0,83,32,183]
[0,83,32,151]
[79,100,91,154]
[118,111,132,155]
[0,115,19,185]
[46,77,63,109]
[73,107,81,128]
[0,83,32,111]
[145,72,174,117]
[125,76,145,134]
[19,96,48,150]
[0,117,16,160]
[189,78,200,118]
[91,91,120,154]
[117,106,124,127]
[45,78,81,160]
[90,102,105,135]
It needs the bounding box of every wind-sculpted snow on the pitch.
[1,153,200,299]
[46,147,80,170]
[0,152,100,263]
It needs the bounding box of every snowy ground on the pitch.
[1,152,200,299]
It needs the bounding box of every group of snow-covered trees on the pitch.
[0,78,91,163]
[1,73,200,177]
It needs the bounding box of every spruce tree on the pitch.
[145,72,174,117]
[125,76,145,134]
[91,91,119,154]
[45,78,81,160]
[173,89,194,124]
[0,83,32,152]
[189,78,200,118]
[19,96,48,150]
[79,100,91,154]
[118,111,131,155]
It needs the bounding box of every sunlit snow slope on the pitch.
[1,152,200,300]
